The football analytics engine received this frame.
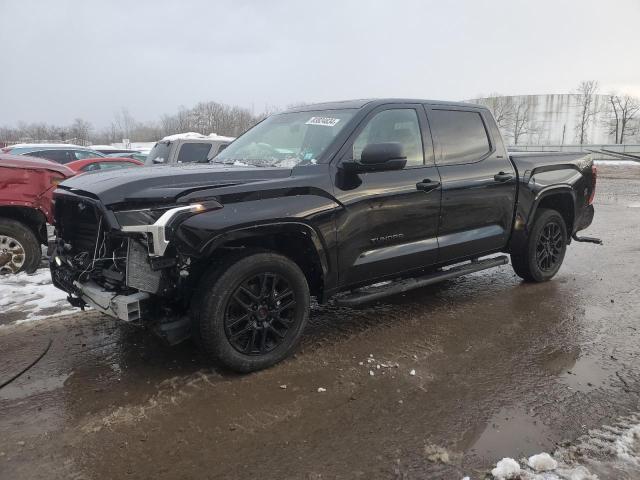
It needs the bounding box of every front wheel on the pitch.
[511,208,568,282]
[195,252,310,372]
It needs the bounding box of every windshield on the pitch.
[214,109,356,168]
[147,142,171,164]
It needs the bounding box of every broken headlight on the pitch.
[114,202,221,257]
[114,206,174,227]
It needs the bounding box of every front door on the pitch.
[333,105,442,288]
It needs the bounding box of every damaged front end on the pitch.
[50,189,220,344]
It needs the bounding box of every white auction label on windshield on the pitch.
[305,117,340,127]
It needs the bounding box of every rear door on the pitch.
[426,106,516,262]
[333,104,442,287]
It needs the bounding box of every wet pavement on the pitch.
[1,164,639,479]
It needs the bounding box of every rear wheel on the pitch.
[511,208,567,282]
[0,219,41,275]
[195,252,310,372]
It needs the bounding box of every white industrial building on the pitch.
[469,94,614,145]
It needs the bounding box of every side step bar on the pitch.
[335,255,509,307]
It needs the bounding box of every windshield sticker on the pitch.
[305,117,341,127]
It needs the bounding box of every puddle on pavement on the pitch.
[466,407,553,462]
[559,354,614,393]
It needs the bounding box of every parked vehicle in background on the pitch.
[145,133,234,165]
[106,151,148,162]
[65,157,144,173]
[5,144,106,164]
[50,99,599,372]
[89,145,142,156]
[0,154,74,274]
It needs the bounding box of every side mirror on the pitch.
[341,142,407,173]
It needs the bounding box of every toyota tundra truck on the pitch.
[50,99,599,372]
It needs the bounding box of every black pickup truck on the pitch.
[51,99,599,372]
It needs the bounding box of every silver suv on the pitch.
[146,134,234,166]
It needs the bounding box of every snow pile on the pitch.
[595,159,640,167]
[527,452,558,471]
[160,132,235,142]
[0,269,78,323]
[491,458,521,479]
[614,421,640,463]
[473,414,640,479]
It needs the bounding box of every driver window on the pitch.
[352,109,424,167]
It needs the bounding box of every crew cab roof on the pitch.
[0,153,75,176]
[283,98,487,113]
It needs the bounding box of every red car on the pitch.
[65,157,143,173]
[0,154,74,274]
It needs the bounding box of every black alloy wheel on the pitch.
[224,272,297,355]
[535,221,563,271]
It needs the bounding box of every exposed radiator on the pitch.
[126,239,162,294]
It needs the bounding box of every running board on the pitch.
[335,255,509,307]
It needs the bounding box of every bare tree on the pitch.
[511,99,535,145]
[477,94,515,132]
[113,108,136,140]
[574,80,599,144]
[68,118,92,145]
[606,93,640,143]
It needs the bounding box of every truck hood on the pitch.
[57,163,292,206]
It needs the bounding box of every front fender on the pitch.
[200,221,331,279]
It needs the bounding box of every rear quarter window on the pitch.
[430,110,491,165]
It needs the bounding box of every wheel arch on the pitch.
[530,187,576,234]
[0,206,47,243]
[198,222,330,301]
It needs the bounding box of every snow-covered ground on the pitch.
[0,269,78,324]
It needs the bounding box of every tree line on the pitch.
[0,100,269,147]
[2,87,638,147]
[475,81,640,145]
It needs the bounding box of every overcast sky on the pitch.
[1,0,639,128]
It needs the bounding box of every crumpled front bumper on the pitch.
[50,254,150,322]
[71,280,150,322]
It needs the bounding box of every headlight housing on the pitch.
[114,206,175,227]
[114,202,219,256]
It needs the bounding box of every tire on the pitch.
[0,218,41,275]
[511,208,568,282]
[194,251,310,372]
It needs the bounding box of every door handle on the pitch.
[416,179,441,192]
[494,172,513,182]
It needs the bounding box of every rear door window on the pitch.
[430,110,491,165]
[176,142,213,163]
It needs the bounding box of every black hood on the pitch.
[58,164,292,206]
